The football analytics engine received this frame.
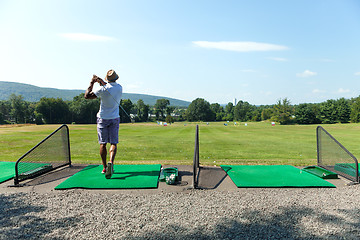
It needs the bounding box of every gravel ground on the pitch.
[1,186,360,240]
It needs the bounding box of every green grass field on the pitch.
[1,122,360,166]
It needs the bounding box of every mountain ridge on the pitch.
[0,81,190,107]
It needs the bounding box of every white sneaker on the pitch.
[105,162,113,179]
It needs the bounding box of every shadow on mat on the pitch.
[24,165,87,186]
[110,170,160,180]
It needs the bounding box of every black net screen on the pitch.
[193,125,200,188]
[14,125,71,184]
[317,126,358,183]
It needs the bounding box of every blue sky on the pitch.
[0,0,359,105]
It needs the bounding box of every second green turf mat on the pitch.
[221,165,336,188]
[0,162,54,183]
[55,164,162,189]
[0,161,16,183]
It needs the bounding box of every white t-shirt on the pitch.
[93,82,123,119]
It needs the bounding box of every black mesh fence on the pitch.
[14,124,71,185]
[317,126,359,183]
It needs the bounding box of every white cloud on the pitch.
[355,72,360,76]
[192,41,289,52]
[296,70,317,78]
[338,88,350,93]
[58,33,115,42]
[267,57,288,62]
[312,89,325,93]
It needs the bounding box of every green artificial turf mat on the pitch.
[0,162,16,183]
[55,164,162,189]
[221,165,336,188]
[0,162,52,183]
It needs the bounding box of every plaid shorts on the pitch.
[97,117,120,144]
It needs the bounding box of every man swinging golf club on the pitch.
[84,69,122,179]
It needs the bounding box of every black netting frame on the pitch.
[14,124,71,185]
[193,125,200,188]
[317,126,359,183]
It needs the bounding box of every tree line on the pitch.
[0,93,181,124]
[185,97,358,125]
[1,93,360,125]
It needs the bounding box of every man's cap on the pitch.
[106,69,119,82]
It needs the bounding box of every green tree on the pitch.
[251,108,262,121]
[34,112,44,125]
[272,98,294,125]
[135,99,149,122]
[295,103,321,124]
[210,103,225,121]
[25,102,37,124]
[174,108,187,121]
[336,98,350,123]
[166,106,175,117]
[165,115,174,124]
[350,96,360,123]
[154,99,170,121]
[224,102,234,121]
[70,93,100,124]
[120,99,133,123]
[0,100,11,124]
[261,107,274,121]
[320,99,338,124]
[234,100,254,122]
[9,94,27,123]
[0,110,3,124]
[36,97,71,124]
[186,98,214,121]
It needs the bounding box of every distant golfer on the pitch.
[84,69,123,179]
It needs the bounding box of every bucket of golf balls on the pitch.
[162,167,178,185]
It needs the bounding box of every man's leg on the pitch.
[100,144,107,170]
[97,117,109,172]
[105,144,115,179]
[105,117,119,178]
[108,117,120,165]
[109,144,117,164]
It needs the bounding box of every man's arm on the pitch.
[84,75,104,99]
[96,76,107,86]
